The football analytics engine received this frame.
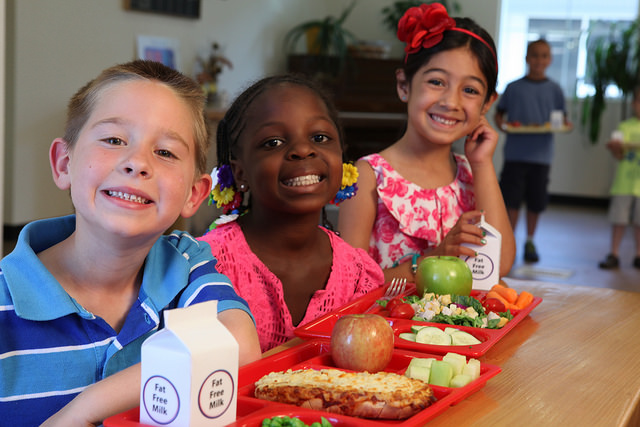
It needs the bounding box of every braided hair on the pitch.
[214,74,346,229]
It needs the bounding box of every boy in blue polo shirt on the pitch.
[0,60,261,425]
[495,39,570,263]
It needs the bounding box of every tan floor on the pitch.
[506,203,639,293]
[3,203,638,292]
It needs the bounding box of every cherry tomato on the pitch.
[483,297,506,313]
[389,303,415,319]
[385,297,404,312]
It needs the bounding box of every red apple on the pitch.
[416,256,473,297]
[330,314,394,372]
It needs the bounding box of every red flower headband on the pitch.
[397,3,497,70]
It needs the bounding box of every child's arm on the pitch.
[218,308,262,364]
[41,364,140,427]
[463,117,516,276]
[606,139,625,160]
[337,158,378,252]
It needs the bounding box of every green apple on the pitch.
[415,256,473,297]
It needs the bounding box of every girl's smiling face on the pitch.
[403,47,494,146]
[52,79,208,241]
[231,83,343,216]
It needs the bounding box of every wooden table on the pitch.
[264,279,640,427]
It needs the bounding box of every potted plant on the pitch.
[284,1,358,76]
[582,19,640,143]
[381,1,460,35]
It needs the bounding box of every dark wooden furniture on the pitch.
[287,55,407,161]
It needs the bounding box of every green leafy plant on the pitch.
[381,1,460,34]
[582,19,640,143]
[284,2,358,58]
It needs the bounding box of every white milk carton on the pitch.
[460,214,501,290]
[140,300,238,426]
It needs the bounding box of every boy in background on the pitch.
[495,39,571,263]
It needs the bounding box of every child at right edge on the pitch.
[598,86,640,270]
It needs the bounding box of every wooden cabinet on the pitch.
[287,55,407,161]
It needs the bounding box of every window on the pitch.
[497,0,638,98]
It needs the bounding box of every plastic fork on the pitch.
[365,278,408,313]
[383,277,407,299]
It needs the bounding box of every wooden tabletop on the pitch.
[263,279,640,427]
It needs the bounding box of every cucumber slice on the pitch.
[450,331,482,346]
[415,326,452,345]
[398,332,417,342]
[443,327,459,335]
[410,324,426,334]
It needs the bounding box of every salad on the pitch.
[380,293,514,329]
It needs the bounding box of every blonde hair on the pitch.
[63,60,210,175]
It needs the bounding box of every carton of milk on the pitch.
[460,214,501,290]
[140,300,238,426]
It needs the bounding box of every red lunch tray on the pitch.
[294,282,542,358]
[104,339,501,427]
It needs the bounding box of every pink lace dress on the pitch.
[363,152,476,269]
[198,222,384,352]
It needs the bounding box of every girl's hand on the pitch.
[464,116,498,165]
[431,210,486,258]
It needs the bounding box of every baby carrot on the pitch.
[491,284,518,304]
[515,291,534,309]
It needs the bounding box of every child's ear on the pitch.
[180,173,213,218]
[230,160,248,191]
[396,68,409,103]
[50,138,72,190]
[481,92,498,116]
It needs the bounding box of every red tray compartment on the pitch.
[105,340,501,427]
[294,283,542,357]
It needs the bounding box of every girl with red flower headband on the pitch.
[338,3,515,282]
[198,75,384,352]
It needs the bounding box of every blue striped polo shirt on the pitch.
[0,215,253,425]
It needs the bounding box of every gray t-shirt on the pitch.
[497,77,565,165]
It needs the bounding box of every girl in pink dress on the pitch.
[338,4,515,282]
[198,75,384,352]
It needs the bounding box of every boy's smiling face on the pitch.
[52,79,209,241]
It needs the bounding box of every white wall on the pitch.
[2,0,630,229]
[4,0,328,226]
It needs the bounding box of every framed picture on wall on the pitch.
[136,35,180,70]
[124,0,201,19]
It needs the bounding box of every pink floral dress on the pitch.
[363,152,476,268]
